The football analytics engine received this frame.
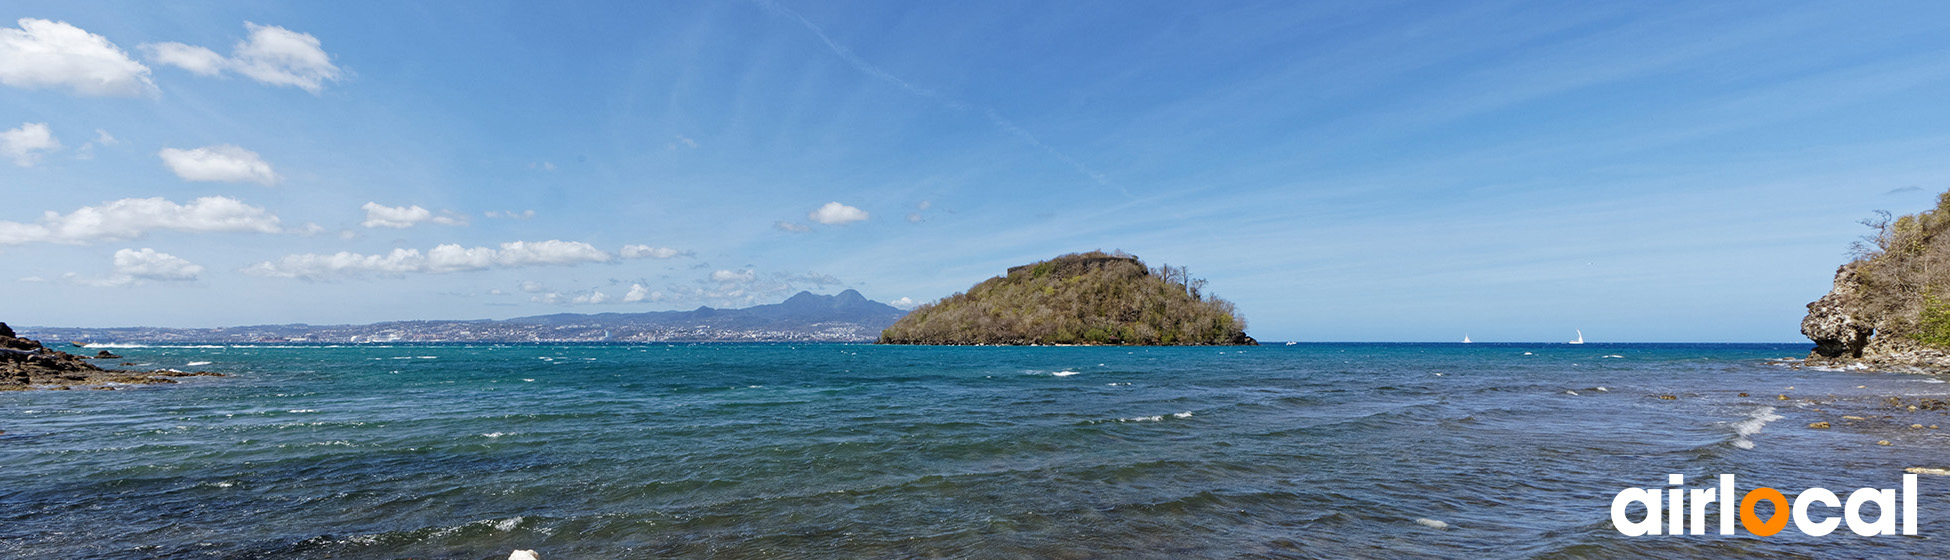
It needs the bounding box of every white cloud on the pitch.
[159,144,279,185]
[906,212,923,223]
[494,240,612,267]
[143,22,341,93]
[890,296,920,310]
[94,129,117,145]
[808,201,869,225]
[774,221,812,233]
[359,202,465,229]
[70,248,205,287]
[244,240,615,280]
[141,42,225,76]
[0,196,282,245]
[711,269,757,283]
[623,283,664,303]
[1,122,61,166]
[620,244,688,259]
[112,247,203,281]
[485,210,536,220]
[571,291,611,304]
[360,202,430,228]
[519,280,548,293]
[0,18,154,97]
[917,200,931,210]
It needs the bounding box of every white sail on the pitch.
[1569,330,1584,344]
[1462,335,1472,343]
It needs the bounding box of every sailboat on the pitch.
[1568,330,1584,344]
[1461,335,1472,344]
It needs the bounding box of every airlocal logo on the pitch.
[1612,474,1918,536]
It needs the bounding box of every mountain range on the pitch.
[20,290,909,344]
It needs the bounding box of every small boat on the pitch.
[1284,341,1297,346]
[70,341,87,348]
[1568,330,1584,344]
[1462,335,1472,344]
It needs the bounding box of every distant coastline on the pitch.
[21,290,907,345]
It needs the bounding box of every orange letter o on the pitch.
[1740,488,1790,536]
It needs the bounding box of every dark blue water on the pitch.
[3,343,1948,558]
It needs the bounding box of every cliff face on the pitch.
[878,251,1256,346]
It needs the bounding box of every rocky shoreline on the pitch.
[1801,264,1950,373]
[0,322,223,391]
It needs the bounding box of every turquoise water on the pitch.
[3,342,1948,558]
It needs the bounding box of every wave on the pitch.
[1728,406,1783,449]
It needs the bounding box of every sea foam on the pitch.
[1729,406,1784,449]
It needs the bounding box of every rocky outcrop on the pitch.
[1803,264,1875,359]
[1801,267,1950,372]
[0,322,222,390]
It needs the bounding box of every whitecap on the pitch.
[1728,406,1784,449]
[483,432,513,438]
[287,409,317,413]
[522,378,535,382]
[1173,411,1193,418]
[1415,518,1449,529]
[1052,370,1081,377]
[187,361,212,366]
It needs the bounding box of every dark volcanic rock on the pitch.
[94,350,122,359]
[1,324,223,390]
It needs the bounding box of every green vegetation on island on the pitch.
[878,251,1256,346]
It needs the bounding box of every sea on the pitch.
[3,342,1948,559]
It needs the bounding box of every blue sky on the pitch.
[3,1,1949,342]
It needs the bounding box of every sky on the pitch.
[4,1,1950,342]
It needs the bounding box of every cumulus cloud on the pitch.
[774,221,812,233]
[360,202,467,229]
[112,247,203,281]
[620,244,689,259]
[0,196,282,245]
[1,122,60,166]
[623,283,663,303]
[244,240,615,280]
[0,18,154,97]
[142,22,341,92]
[68,248,205,287]
[890,297,920,310]
[159,144,279,185]
[808,201,869,225]
[571,291,611,304]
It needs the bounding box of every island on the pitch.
[878,251,1256,345]
[1804,190,1950,371]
